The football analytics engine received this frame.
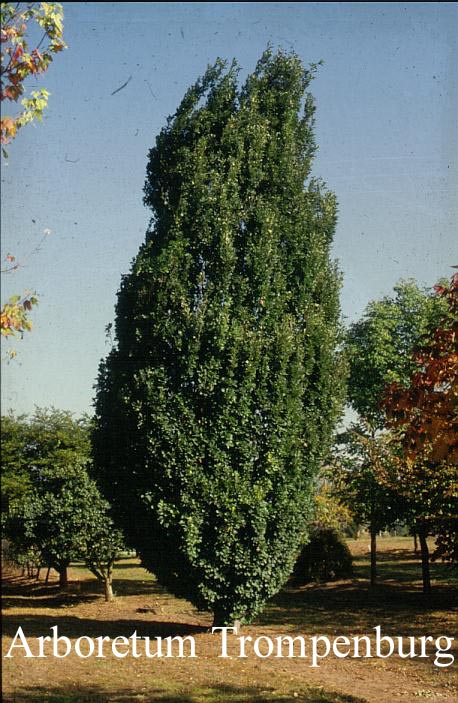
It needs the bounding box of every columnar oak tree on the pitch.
[93,49,345,625]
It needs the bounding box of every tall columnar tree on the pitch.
[93,49,345,625]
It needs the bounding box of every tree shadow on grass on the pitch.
[108,578,166,597]
[253,544,457,638]
[2,682,367,703]
[2,612,208,639]
[351,548,458,584]
[2,593,99,609]
[1,574,166,609]
[1,576,100,610]
[257,578,458,639]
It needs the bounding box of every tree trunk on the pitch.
[104,577,114,602]
[212,609,241,631]
[413,531,418,555]
[45,566,51,585]
[418,526,431,595]
[370,525,377,587]
[59,565,68,589]
[36,567,41,581]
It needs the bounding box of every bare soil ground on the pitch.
[2,537,457,703]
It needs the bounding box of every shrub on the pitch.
[292,527,353,584]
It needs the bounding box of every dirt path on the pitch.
[2,539,457,702]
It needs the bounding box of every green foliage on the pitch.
[93,49,345,625]
[11,464,124,580]
[291,527,353,584]
[1,413,31,515]
[1,408,90,517]
[2,409,124,585]
[330,425,406,534]
[346,280,447,429]
[312,474,355,534]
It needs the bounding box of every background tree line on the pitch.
[317,275,457,592]
[3,274,455,604]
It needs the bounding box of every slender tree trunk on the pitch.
[104,562,115,602]
[212,608,241,631]
[104,577,114,602]
[36,567,41,581]
[370,525,377,587]
[413,531,418,555]
[45,566,51,585]
[59,565,68,589]
[418,526,431,595]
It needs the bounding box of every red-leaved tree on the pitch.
[383,272,458,591]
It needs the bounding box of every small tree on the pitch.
[93,49,346,625]
[5,462,125,596]
[383,273,458,590]
[347,280,447,430]
[292,527,353,585]
[331,426,404,586]
[2,408,125,595]
[78,487,125,602]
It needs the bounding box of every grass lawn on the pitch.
[2,536,457,703]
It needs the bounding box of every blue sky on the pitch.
[1,2,457,415]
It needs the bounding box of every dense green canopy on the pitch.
[93,49,345,624]
[346,280,447,428]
